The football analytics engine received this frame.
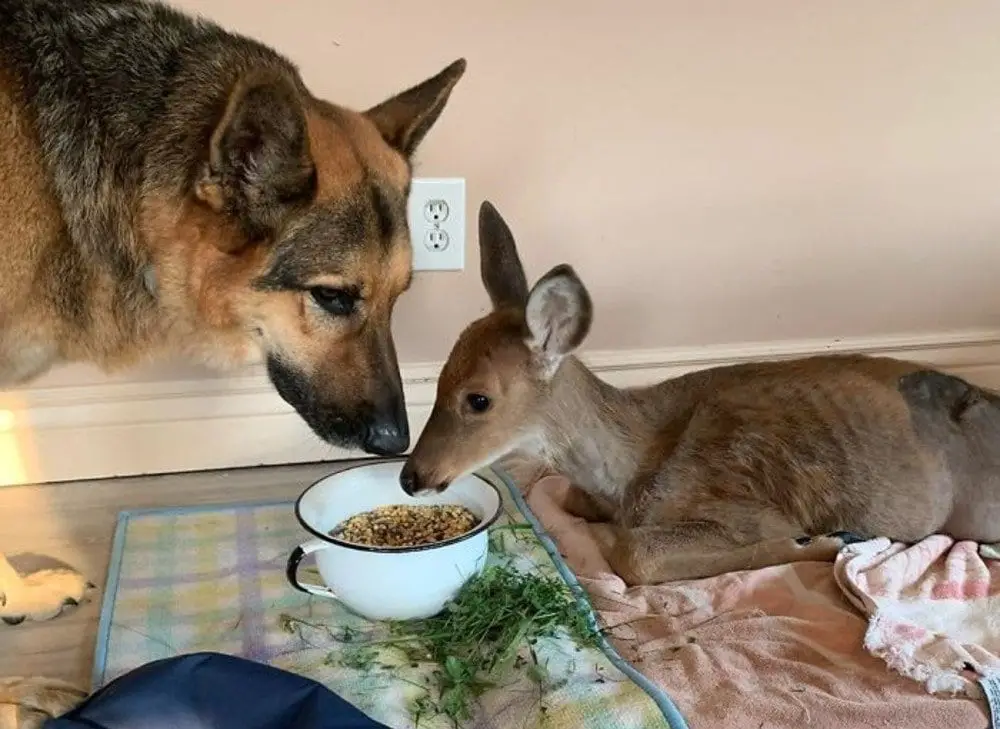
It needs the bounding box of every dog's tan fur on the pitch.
[0,68,449,385]
[0,68,65,383]
[0,0,467,627]
[0,676,86,729]
[402,202,1000,587]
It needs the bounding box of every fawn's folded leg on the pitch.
[591,522,857,586]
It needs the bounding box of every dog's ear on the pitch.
[365,59,467,159]
[478,200,529,310]
[197,72,317,250]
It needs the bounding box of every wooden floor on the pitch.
[0,460,363,686]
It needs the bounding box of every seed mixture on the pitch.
[331,504,481,548]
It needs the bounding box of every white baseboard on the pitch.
[3,328,1000,485]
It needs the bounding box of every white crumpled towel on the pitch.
[834,534,1000,697]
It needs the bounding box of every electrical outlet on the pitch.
[425,229,450,251]
[424,199,450,224]
[407,177,465,271]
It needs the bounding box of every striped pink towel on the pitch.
[834,535,1000,697]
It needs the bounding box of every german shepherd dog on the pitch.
[0,0,466,626]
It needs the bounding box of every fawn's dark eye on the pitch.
[466,393,491,413]
[310,287,357,316]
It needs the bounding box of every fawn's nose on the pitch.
[399,463,421,495]
[399,462,450,495]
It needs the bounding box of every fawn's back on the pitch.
[621,353,1000,544]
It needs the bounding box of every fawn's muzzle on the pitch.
[399,462,449,495]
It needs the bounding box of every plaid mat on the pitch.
[94,466,688,729]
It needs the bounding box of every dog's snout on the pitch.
[362,399,409,456]
[364,420,408,456]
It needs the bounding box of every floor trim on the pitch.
[4,328,1000,485]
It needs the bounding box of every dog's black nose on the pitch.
[364,420,409,456]
[363,395,409,456]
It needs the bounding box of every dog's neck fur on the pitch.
[525,356,656,504]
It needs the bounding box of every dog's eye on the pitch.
[466,393,491,413]
[310,287,357,316]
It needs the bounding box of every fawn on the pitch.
[400,201,1000,586]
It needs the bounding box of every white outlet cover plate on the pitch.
[407,177,465,271]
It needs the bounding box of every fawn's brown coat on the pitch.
[402,201,1000,586]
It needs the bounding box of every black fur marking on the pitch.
[794,535,813,545]
[371,184,395,244]
[253,202,368,290]
[1,616,25,626]
[265,353,364,449]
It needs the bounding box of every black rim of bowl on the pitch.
[293,458,505,554]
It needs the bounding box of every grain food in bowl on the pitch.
[330,504,481,548]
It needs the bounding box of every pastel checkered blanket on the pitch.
[94,467,686,729]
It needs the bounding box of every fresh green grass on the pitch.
[281,523,602,727]
[384,562,601,724]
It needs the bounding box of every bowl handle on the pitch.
[286,539,338,599]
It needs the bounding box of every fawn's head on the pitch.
[400,201,594,495]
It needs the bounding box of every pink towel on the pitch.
[834,535,1000,698]
[500,458,988,729]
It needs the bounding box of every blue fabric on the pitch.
[45,652,390,729]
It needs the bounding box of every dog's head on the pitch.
[157,59,466,455]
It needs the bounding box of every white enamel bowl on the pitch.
[286,460,503,621]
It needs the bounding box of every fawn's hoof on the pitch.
[795,531,867,547]
[827,530,868,545]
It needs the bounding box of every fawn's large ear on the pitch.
[197,72,316,249]
[365,59,467,159]
[525,264,593,374]
[478,201,529,310]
